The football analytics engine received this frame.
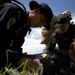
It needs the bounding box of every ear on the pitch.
[34,8,40,14]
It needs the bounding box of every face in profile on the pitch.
[30,9,48,27]
[59,22,69,33]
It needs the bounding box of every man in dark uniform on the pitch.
[47,10,75,53]
[46,10,75,74]
[0,0,53,71]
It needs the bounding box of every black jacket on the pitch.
[47,24,75,52]
[0,2,30,68]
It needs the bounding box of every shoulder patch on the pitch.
[6,17,16,29]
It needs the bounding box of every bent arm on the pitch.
[46,32,57,53]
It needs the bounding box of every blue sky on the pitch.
[20,0,75,54]
[20,0,75,14]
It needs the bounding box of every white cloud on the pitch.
[22,28,46,54]
[71,16,75,24]
[22,14,75,54]
[71,13,75,23]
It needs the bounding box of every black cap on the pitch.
[29,1,53,30]
[54,14,72,27]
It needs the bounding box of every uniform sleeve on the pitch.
[0,4,23,63]
[46,32,57,52]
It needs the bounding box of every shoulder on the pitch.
[3,3,26,18]
[51,32,56,38]
[42,28,51,34]
[4,3,18,8]
[52,28,62,38]
[54,28,61,34]
[4,3,25,12]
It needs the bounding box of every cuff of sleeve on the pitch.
[7,50,22,63]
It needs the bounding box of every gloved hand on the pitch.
[17,57,39,72]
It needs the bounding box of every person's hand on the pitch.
[17,57,39,72]
[69,41,75,62]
